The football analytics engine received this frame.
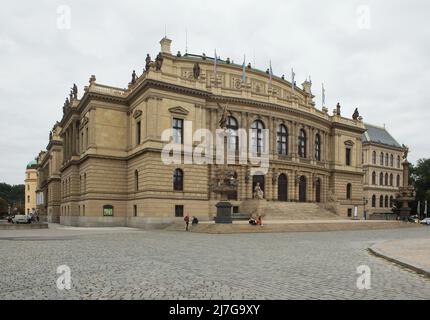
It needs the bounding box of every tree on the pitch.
[411,158,430,202]
[0,197,8,215]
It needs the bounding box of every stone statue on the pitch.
[226,57,230,64]
[202,53,206,60]
[247,63,251,69]
[72,83,78,99]
[217,103,228,129]
[145,54,151,71]
[155,52,163,71]
[69,90,73,102]
[131,70,137,84]
[352,107,359,120]
[402,144,409,160]
[176,51,182,57]
[193,62,201,79]
[336,102,341,116]
[254,183,264,200]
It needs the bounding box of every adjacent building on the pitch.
[362,123,403,217]
[35,37,370,227]
[25,160,37,214]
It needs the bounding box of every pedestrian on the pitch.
[184,214,190,231]
[192,216,199,225]
[256,215,263,227]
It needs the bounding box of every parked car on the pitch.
[420,218,430,225]
[12,215,30,224]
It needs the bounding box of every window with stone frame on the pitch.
[298,129,307,158]
[372,171,376,185]
[277,124,288,155]
[314,133,321,161]
[226,116,239,153]
[372,151,376,164]
[346,183,352,200]
[172,118,184,144]
[173,168,184,191]
[251,120,265,154]
[372,195,376,207]
[345,147,351,166]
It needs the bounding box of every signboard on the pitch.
[103,205,113,216]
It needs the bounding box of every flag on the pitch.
[242,54,246,82]
[322,83,326,106]
[291,68,295,91]
[269,60,273,85]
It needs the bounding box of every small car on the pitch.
[420,218,430,225]
[12,215,30,224]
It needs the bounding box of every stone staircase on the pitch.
[263,202,342,220]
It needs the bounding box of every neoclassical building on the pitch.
[35,37,368,227]
[362,123,403,216]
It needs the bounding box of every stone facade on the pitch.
[35,37,368,227]
[35,123,63,223]
[362,123,403,217]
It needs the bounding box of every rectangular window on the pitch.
[347,208,352,217]
[173,118,183,144]
[175,205,184,217]
[133,205,137,217]
[346,148,351,166]
[233,206,239,214]
[136,121,141,145]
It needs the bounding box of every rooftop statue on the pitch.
[336,102,341,116]
[352,107,359,120]
[145,54,151,71]
[72,83,78,99]
[131,70,137,84]
[402,144,409,160]
[155,52,163,71]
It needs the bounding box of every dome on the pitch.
[26,159,37,169]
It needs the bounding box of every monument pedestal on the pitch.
[214,201,233,224]
[399,207,411,220]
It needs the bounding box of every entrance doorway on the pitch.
[315,178,321,203]
[298,176,307,202]
[278,174,288,201]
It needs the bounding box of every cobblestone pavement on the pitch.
[0,226,429,299]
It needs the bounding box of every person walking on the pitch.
[184,214,190,231]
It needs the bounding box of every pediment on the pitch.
[168,106,189,115]
[344,140,355,146]
[133,109,143,119]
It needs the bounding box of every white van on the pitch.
[12,215,30,224]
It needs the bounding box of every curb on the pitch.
[368,246,430,278]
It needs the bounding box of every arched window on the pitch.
[346,183,352,200]
[389,173,393,186]
[226,116,238,152]
[379,172,384,185]
[298,129,307,158]
[379,195,384,207]
[277,124,288,155]
[380,152,384,165]
[372,171,376,185]
[385,153,389,166]
[134,170,139,191]
[173,168,183,191]
[385,173,388,186]
[385,195,389,208]
[372,195,376,207]
[372,151,376,164]
[390,154,394,167]
[396,174,400,187]
[314,133,321,161]
[397,155,401,168]
[251,120,265,154]
[389,196,394,208]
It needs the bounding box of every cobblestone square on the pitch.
[1,226,429,299]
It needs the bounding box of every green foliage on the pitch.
[411,158,430,202]
[0,183,25,213]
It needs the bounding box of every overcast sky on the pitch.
[0,0,429,185]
